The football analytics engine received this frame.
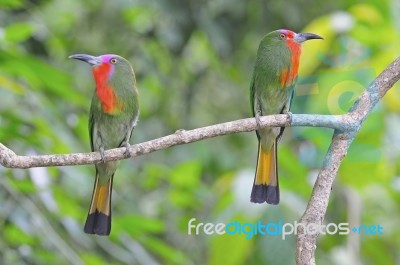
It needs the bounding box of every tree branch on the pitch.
[296,56,400,265]
[0,113,346,169]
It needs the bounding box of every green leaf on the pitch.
[168,190,194,208]
[0,74,24,93]
[53,187,81,218]
[170,160,201,190]
[8,178,36,193]
[141,163,170,189]
[209,215,253,265]
[81,253,106,265]
[140,236,188,265]
[4,23,34,43]
[0,0,23,9]
[4,226,35,246]
[113,214,165,236]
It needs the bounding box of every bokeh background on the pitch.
[1,0,400,264]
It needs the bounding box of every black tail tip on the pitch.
[84,211,111,236]
[250,184,280,205]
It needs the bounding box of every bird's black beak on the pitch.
[294,33,324,43]
[69,54,101,66]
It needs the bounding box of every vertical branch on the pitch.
[295,57,400,265]
[296,131,351,265]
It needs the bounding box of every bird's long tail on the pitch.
[84,171,113,235]
[250,140,279,204]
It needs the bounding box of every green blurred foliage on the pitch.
[1,0,400,264]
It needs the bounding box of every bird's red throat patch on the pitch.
[280,39,301,87]
[92,63,120,114]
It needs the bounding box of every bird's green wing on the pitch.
[250,75,263,142]
[88,109,95,152]
[250,76,258,118]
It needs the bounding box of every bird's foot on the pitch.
[123,142,131,158]
[100,147,106,163]
[255,111,262,129]
[286,111,293,124]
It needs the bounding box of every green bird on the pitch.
[250,29,322,204]
[69,54,139,235]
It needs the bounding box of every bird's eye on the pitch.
[279,33,286,40]
[110,58,117,64]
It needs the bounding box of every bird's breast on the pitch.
[279,65,298,87]
[95,84,123,114]
[280,40,301,87]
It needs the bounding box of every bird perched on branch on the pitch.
[69,54,139,235]
[250,29,323,204]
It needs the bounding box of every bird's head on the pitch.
[257,29,323,87]
[259,29,323,60]
[276,29,323,44]
[69,54,135,85]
